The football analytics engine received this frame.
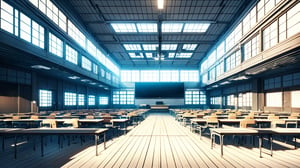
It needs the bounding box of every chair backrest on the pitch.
[268,116,279,120]
[240,119,256,128]
[30,115,39,119]
[102,116,113,123]
[63,119,79,128]
[12,116,20,120]
[42,119,57,128]
[228,113,237,119]
[86,115,95,119]
[291,113,299,117]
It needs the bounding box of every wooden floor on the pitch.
[2,113,300,167]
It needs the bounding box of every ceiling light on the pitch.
[31,65,51,70]
[68,76,80,80]
[81,79,90,82]
[158,0,164,9]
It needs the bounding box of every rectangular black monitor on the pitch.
[135,82,184,99]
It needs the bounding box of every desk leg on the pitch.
[41,135,44,157]
[2,136,5,151]
[221,135,224,157]
[294,136,297,149]
[95,134,98,156]
[14,135,17,159]
[211,133,214,149]
[259,135,262,158]
[104,133,106,150]
[270,135,273,157]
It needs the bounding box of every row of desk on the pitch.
[0,128,108,159]
[211,128,300,158]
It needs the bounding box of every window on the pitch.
[162,23,183,32]
[111,23,137,32]
[263,21,278,51]
[113,90,134,105]
[141,70,159,82]
[49,32,63,57]
[78,94,85,106]
[227,95,235,106]
[160,70,179,82]
[106,72,111,80]
[287,3,300,38]
[20,13,31,42]
[123,44,142,51]
[244,35,259,61]
[185,90,206,105]
[67,20,86,49]
[39,89,52,107]
[264,77,281,90]
[87,40,97,57]
[291,91,300,108]
[99,96,109,105]
[92,64,98,74]
[121,70,140,82]
[216,62,224,77]
[161,44,177,50]
[82,56,92,71]
[65,45,78,64]
[1,1,14,34]
[136,23,157,32]
[64,92,76,106]
[88,95,95,106]
[183,23,210,33]
[32,21,44,48]
[182,44,198,51]
[266,92,282,107]
[210,97,221,105]
[180,70,199,82]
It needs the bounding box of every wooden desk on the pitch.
[111,119,129,134]
[0,128,108,158]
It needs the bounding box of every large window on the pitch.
[92,64,98,74]
[180,70,199,82]
[64,92,77,106]
[39,89,52,107]
[49,32,63,57]
[140,70,159,82]
[287,3,300,38]
[121,70,140,82]
[185,90,206,105]
[68,20,86,49]
[160,70,179,82]
[263,21,278,51]
[78,94,85,106]
[291,91,300,108]
[266,92,282,107]
[244,35,259,61]
[210,97,221,105]
[82,56,92,71]
[88,95,95,106]
[20,13,31,43]
[99,96,109,105]
[113,90,135,105]
[65,45,78,64]
[0,1,17,35]
[32,21,44,48]
[226,95,235,106]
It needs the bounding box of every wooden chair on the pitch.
[86,115,95,119]
[63,119,79,128]
[41,119,57,128]
[240,119,256,128]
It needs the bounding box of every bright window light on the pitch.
[137,23,157,32]
[158,0,164,9]
[183,44,198,51]
[129,53,144,58]
[183,23,210,32]
[176,53,193,58]
[162,23,183,32]
[162,44,178,50]
[123,44,142,50]
[142,44,158,50]
[168,53,175,58]
[145,53,153,58]
[111,23,137,32]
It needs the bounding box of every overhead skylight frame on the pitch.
[123,44,142,51]
[129,52,144,58]
[183,23,210,33]
[176,53,193,58]
[168,53,175,58]
[145,53,153,58]
[142,44,159,50]
[111,23,137,33]
[182,44,198,51]
[162,23,184,32]
[161,44,178,50]
[136,23,157,32]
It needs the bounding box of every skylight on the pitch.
[162,23,183,32]
[183,44,198,51]
[111,23,137,32]
[129,53,144,58]
[145,53,153,58]
[162,44,178,50]
[176,53,193,58]
[183,23,210,32]
[137,23,157,32]
[123,44,142,50]
[142,44,158,50]
[168,53,175,58]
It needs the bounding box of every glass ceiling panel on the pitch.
[176,53,193,58]
[183,44,198,51]
[129,52,144,58]
[136,23,157,32]
[162,23,183,32]
[183,23,210,32]
[123,44,142,50]
[162,44,178,50]
[111,23,137,32]
[168,53,175,58]
[145,53,153,58]
[142,44,158,50]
